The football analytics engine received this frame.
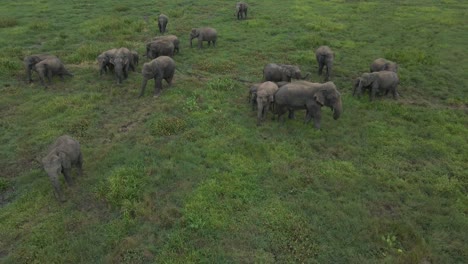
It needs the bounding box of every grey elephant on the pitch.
[33,57,73,87]
[370,58,398,73]
[146,39,175,59]
[139,56,175,97]
[190,27,217,49]
[109,47,133,84]
[275,81,343,129]
[42,135,83,202]
[24,54,58,83]
[256,81,279,126]
[315,46,334,81]
[354,71,400,101]
[236,2,248,20]
[130,50,139,71]
[249,81,288,111]
[97,49,117,75]
[263,63,309,83]
[158,14,169,34]
[153,35,180,54]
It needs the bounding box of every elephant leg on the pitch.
[63,168,74,186]
[198,40,202,49]
[154,78,163,97]
[318,63,323,75]
[392,89,399,100]
[276,105,287,123]
[370,85,378,101]
[288,110,295,119]
[139,78,149,97]
[49,175,65,202]
[46,69,53,83]
[165,76,173,87]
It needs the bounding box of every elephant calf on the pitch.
[33,57,73,87]
[275,81,342,129]
[370,58,398,73]
[158,14,168,34]
[140,56,176,97]
[236,2,248,20]
[42,135,83,202]
[315,46,334,81]
[153,35,180,54]
[263,63,309,83]
[24,54,58,83]
[190,27,217,49]
[354,71,400,101]
[146,39,175,59]
[256,81,279,126]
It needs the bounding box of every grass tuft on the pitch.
[0,17,18,28]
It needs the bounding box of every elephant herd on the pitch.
[22,2,401,201]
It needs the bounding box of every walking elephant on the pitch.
[236,2,248,20]
[263,63,309,83]
[42,135,83,202]
[24,54,58,83]
[256,81,279,126]
[190,27,217,49]
[109,47,133,84]
[158,14,168,34]
[370,58,398,73]
[354,71,400,101]
[97,49,117,75]
[315,46,334,81]
[139,56,175,97]
[33,57,73,87]
[275,81,342,129]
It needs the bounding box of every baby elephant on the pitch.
[42,135,83,202]
[315,45,334,81]
[158,14,169,34]
[354,71,400,101]
[33,57,73,87]
[23,54,58,83]
[256,81,279,126]
[140,56,176,97]
[190,27,217,49]
[370,58,398,73]
[236,2,248,20]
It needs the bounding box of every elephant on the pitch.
[354,71,400,101]
[249,81,287,111]
[130,50,139,71]
[109,47,133,84]
[236,2,248,20]
[315,46,334,81]
[256,81,279,126]
[158,14,169,34]
[23,54,58,83]
[152,35,180,54]
[146,39,175,59]
[139,56,175,97]
[190,27,217,49]
[97,49,117,75]
[275,81,343,129]
[33,57,73,87]
[263,63,309,83]
[370,58,398,73]
[42,135,83,202]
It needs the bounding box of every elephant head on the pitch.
[42,152,69,201]
[110,55,129,84]
[384,62,398,72]
[354,73,376,97]
[314,83,342,120]
[189,28,200,48]
[282,65,309,81]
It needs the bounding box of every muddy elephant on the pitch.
[190,27,217,49]
[146,39,175,59]
[370,58,398,73]
[315,46,334,81]
[263,63,309,83]
[42,135,83,202]
[152,35,180,54]
[256,81,279,126]
[275,81,342,129]
[139,56,175,97]
[354,71,399,101]
[158,14,168,34]
[24,54,58,83]
[236,2,248,20]
[33,57,73,87]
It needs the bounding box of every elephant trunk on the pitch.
[353,79,362,97]
[332,100,342,120]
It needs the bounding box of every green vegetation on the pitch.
[0,0,467,263]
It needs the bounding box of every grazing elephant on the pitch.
[315,46,334,81]
[33,57,73,87]
[139,56,175,97]
[42,135,83,202]
[97,49,117,75]
[109,47,132,84]
[152,35,180,54]
[190,27,217,49]
[256,81,279,126]
[158,14,168,34]
[275,81,342,129]
[24,54,58,83]
[236,2,248,20]
[263,63,309,83]
[354,71,400,101]
[370,58,398,73]
[146,39,175,59]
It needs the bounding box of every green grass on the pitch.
[0,0,467,263]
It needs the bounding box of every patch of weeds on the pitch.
[0,178,9,192]
[66,117,91,139]
[114,5,130,12]
[148,116,187,137]
[381,233,404,256]
[29,21,50,30]
[0,17,18,28]
[207,78,239,91]
[183,95,200,112]
[0,58,22,76]
[66,43,103,63]
[384,48,435,67]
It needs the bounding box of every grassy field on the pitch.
[0,0,467,263]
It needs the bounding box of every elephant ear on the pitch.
[58,152,71,168]
[314,90,326,106]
